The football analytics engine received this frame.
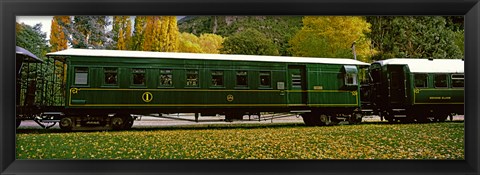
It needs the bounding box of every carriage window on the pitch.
[414,74,428,88]
[159,69,173,87]
[132,68,145,85]
[343,65,358,86]
[434,74,447,88]
[104,67,118,85]
[186,70,199,87]
[259,71,271,87]
[451,74,464,87]
[236,71,248,87]
[211,71,224,87]
[345,73,357,86]
[74,67,88,85]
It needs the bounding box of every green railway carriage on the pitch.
[44,49,369,130]
[366,58,464,123]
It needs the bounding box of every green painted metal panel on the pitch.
[64,55,362,109]
[305,64,360,107]
[413,88,464,104]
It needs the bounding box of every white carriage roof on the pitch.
[46,49,370,66]
[374,58,464,73]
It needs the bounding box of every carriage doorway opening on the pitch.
[387,65,407,105]
[288,65,307,105]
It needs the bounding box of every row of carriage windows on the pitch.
[414,74,464,88]
[74,67,272,88]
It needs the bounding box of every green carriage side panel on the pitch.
[305,64,360,107]
[65,56,289,109]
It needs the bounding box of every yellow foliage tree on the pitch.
[166,16,179,52]
[142,16,157,51]
[113,16,132,50]
[289,16,376,62]
[49,16,70,52]
[142,16,179,52]
[178,32,224,53]
[198,33,224,54]
[178,32,203,53]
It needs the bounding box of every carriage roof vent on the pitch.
[428,58,434,61]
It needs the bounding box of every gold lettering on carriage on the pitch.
[429,96,451,100]
[142,92,153,102]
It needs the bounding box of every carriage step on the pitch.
[290,110,311,113]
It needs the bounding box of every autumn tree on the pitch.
[178,32,203,53]
[49,16,70,52]
[165,16,179,52]
[142,16,157,51]
[112,16,132,50]
[289,16,375,62]
[178,32,224,53]
[220,28,279,56]
[141,16,179,52]
[198,33,224,53]
[366,16,463,60]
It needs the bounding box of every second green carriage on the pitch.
[365,58,464,122]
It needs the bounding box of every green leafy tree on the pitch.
[366,16,463,60]
[16,22,49,57]
[131,16,147,51]
[16,22,64,105]
[59,16,112,49]
[179,16,302,55]
[289,16,375,62]
[220,28,279,56]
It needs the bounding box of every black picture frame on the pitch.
[1,0,479,174]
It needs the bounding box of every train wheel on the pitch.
[349,114,362,124]
[318,114,330,126]
[111,116,125,130]
[16,120,21,129]
[59,117,74,131]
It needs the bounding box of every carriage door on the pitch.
[288,65,307,105]
[387,65,406,105]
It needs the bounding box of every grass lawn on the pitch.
[16,122,464,159]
